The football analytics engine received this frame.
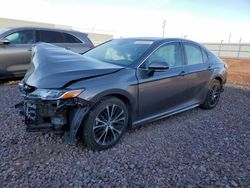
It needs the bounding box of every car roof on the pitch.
[3,26,87,35]
[119,37,197,44]
[0,26,94,45]
[117,37,206,50]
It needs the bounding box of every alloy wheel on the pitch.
[208,84,221,106]
[93,104,126,145]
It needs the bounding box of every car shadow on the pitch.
[0,77,21,85]
[128,83,250,133]
[7,81,250,151]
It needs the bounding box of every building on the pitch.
[0,17,113,45]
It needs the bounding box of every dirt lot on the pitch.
[0,82,249,187]
[221,57,250,83]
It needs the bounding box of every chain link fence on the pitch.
[203,43,250,59]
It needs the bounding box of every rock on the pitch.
[199,165,206,172]
[124,164,128,169]
[0,84,250,187]
[231,180,238,187]
[129,164,135,169]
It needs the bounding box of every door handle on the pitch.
[179,71,186,76]
[28,49,32,51]
[207,66,212,71]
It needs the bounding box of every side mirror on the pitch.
[0,39,10,45]
[148,61,169,71]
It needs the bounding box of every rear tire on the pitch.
[82,97,128,151]
[201,79,222,109]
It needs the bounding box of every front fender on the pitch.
[67,68,138,115]
[89,88,135,104]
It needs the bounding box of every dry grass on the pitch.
[221,57,250,83]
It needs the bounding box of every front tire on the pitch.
[82,97,128,151]
[201,79,222,109]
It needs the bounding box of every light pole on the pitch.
[237,38,242,58]
[218,40,224,56]
[162,20,166,37]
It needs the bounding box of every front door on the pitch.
[137,42,189,120]
[0,30,35,78]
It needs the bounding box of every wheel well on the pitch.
[77,93,133,136]
[214,77,222,85]
[102,94,133,128]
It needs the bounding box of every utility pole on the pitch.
[228,33,231,43]
[91,24,96,33]
[237,38,242,58]
[162,20,166,37]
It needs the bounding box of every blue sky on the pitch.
[52,0,250,21]
[1,0,250,42]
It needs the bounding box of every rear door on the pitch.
[62,32,91,54]
[183,42,213,103]
[137,42,190,120]
[36,30,65,48]
[36,30,90,54]
[0,30,35,77]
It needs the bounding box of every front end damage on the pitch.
[15,43,123,146]
[16,82,91,145]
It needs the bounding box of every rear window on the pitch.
[62,33,81,43]
[81,35,93,45]
[184,43,203,65]
[201,49,208,63]
[37,30,64,43]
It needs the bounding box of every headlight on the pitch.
[28,89,84,100]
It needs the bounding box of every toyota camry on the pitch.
[17,38,228,150]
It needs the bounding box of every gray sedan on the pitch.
[18,38,228,150]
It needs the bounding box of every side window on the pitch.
[201,49,208,63]
[184,43,203,65]
[81,35,93,45]
[5,30,34,44]
[38,31,64,43]
[63,33,82,43]
[145,43,182,67]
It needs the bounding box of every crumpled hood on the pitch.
[24,43,123,89]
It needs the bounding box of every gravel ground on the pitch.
[0,82,249,187]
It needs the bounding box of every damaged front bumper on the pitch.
[18,99,70,131]
[16,96,90,145]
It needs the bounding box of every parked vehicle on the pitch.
[17,38,228,150]
[0,27,94,79]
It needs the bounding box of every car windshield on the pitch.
[83,39,154,66]
[0,28,10,35]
